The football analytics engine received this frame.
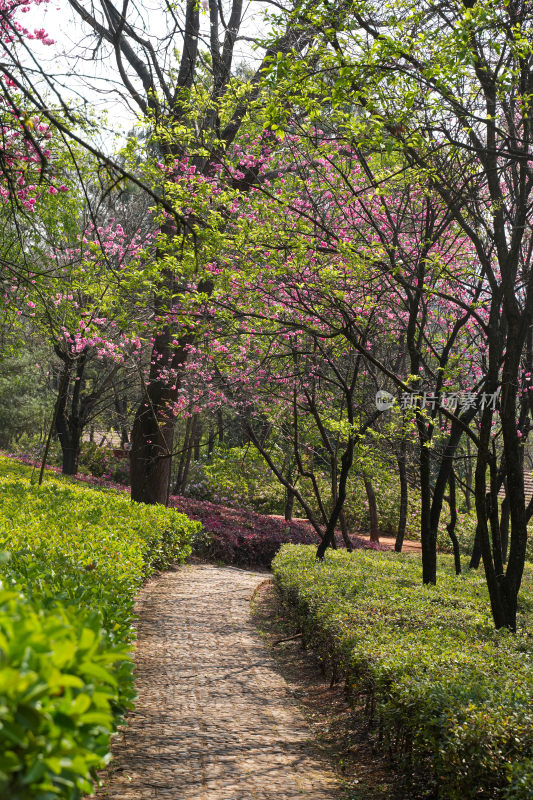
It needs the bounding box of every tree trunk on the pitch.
[475,456,509,628]
[284,487,295,521]
[364,478,380,543]
[207,425,215,457]
[469,525,482,569]
[130,407,174,504]
[472,285,529,630]
[130,328,191,505]
[419,440,436,584]
[316,438,354,559]
[447,469,461,575]
[114,392,129,447]
[339,509,353,552]
[55,355,86,477]
[427,411,477,576]
[474,394,511,629]
[174,415,193,495]
[130,367,176,505]
[465,437,473,512]
[500,494,510,564]
[192,414,202,460]
[395,446,408,552]
[57,419,82,476]
[39,365,70,486]
[179,415,197,493]
[485,323,528,630]
[61,438,81,475]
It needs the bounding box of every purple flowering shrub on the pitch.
[168,495,385,568]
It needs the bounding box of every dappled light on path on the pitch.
[95,565,338,800]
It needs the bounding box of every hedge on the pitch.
[272,545,533,800]
[0,456,199,799]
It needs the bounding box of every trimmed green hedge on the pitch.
[272,545,533,800]
[0,457,200,799]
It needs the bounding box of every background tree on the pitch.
[0,0,319,503]
[265,0,533,629]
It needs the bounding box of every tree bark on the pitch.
[284,487,295,522]
[395,446,408,552]
[447,469,461,575]
[339,509,353,552]
[500,494,510,564]
[316,437,355,559]
[192,414,202,461]
[419,443,436,584]
[364,478,380,543]
[131,329,191,505]
[469,525,482,569]
[55,354,87,476]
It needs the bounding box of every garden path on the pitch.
[95,564,339,800]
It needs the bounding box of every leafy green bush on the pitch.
[78,441,109,477]
[0,455,199,798]
[343,471,423,537]
[183,445,285,514]
[436,506,478,555]
[272,545,533,800]
[435,505,533,564]
[78,442,130,486]
[0,585,130,799]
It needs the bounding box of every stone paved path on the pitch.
[96,564,338,800]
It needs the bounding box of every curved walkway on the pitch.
[96,564,338,800]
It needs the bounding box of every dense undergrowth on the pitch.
[0,456,199,799]
[272,545,533,800]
